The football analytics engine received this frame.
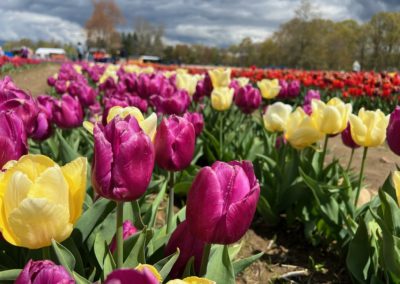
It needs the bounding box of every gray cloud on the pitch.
[0,0,398,46]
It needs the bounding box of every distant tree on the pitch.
[85,0,125,50]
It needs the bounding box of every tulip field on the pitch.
[1,62,400,284]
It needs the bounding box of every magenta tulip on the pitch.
[92,116,155,201]
[304,89,321,105]
[53,95,83,129]
[186,160,260,244]
[288,80,301,98]
[0,97,38,135]
[15,260,74,284]
[54,80,68,94]
[183,112,204,136]
[31,113,52,141]
[154,115,195,171]
[0,111,28,168]
[109,220,137,253]
[150,85,191,115]
[104,268,159,284]
[234,85,262,114]
[387,106,400,155]
[165,220,205,278]
[37,95,55,120]
[341,123,360,149]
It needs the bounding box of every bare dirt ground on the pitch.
[1,63,60,96]
[7,64,399,283]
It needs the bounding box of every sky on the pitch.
[0,0,399,46]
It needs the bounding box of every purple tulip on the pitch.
[193,74,213,102]
[387,106,400,155]
[47,76,56,87]
[128,94,148,113]
[186,160,260,244]
[150,86,191,115]
[0,76,30,102]
[341,123,360,149]
[53,95,83,129]
[110,220,137,253]
[288,80,301,98]
[54,80,68,94]
[165,220,205,278]
[104,268,159,284]
[0,97,38,135]
[234,85,262,114]
[183,112,204,136]
[154,115,195,171]
[68,80,97,107]
[31,113,52,141]
[92,116,155,201]
[278,79,289,98]
[0,111,28,168]
[304,89,321,105]
[15,260,74,284]
[37,95,55,120]
[275,135,287,149]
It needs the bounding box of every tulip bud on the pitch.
[0,155,87,249]
[54,80,68,94]
[287,80,301,98]
[0,112,28,168]
[311,98,352,135]
[387,107,400,155]
[284,107,324,149]
[92,116,155,201]
[165,221,206,278]
[175,73,200,96]
[154,116,195,171]
[53,95,83,129]
[257,79,281,99]
[304,90,321,105]
[211,87,234,111]
[31,113,53,141]
[110,220,137,253]
[234,85,261,114]
[186,160,260,244]
[341,123,359,149]
[349,108,389,147]
[16,260,74,284]
[151,86,191,115]
[263,102,293,132]
[183,112,204,136]
[208,68,231,88]
[104,268,159,284]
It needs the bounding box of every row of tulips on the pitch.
[0,62,399,283]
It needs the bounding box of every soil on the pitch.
[1,63,60,96]
[6,64,400,283]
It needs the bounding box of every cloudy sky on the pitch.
[0,0,398,46]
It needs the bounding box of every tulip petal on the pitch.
[4,155,56,182]
[8,198,72,249]
[29,166,69,208]
[139,112,157,141]
[4,172,32,218]
[61,157,87,223]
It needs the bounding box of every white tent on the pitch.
[35,48,66,59]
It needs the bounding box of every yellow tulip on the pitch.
[73,64,82,74]
[136,264,162,282]
[257,79,281,99]
[392,171,400,205]
[311,98,352,134]
[167,276,216,284]
[123,64,141,74]
[349,108,389,147]
[211,87,234,111]
[208,68,231,88]
[284,107,324,149]
[0,155,87,249]
[236,77,250,87]
[263,102,293,132]
[176,73,201,96]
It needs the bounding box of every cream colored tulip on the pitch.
[263,102,293,132]
[211,87,234,111]
[257,79,281,99]
[208,68,231,88]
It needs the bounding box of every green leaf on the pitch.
[56,130,79,162]
[182,257,195,278]
[0,269,21,281]
[154,248,180,280]
[143,179,168,228]
[73,272,91,284]
[233,252,264,276]
[205,245,235,284]
[51,239,76,273]
[123,228,147,267]
[94,233,107,269]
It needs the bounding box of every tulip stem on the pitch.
[320,135,329,174]
[116,201,124,269]
[355,147,368,207]
[346,148,355,171]
[167,172,175,234]
[200,243,212,276]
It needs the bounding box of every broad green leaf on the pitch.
[205,245,235,284]
[154,249,180,280]
[233,252,264,276]
[51,239,76,273]
[123,228,147,267]
[0,269,21,281]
